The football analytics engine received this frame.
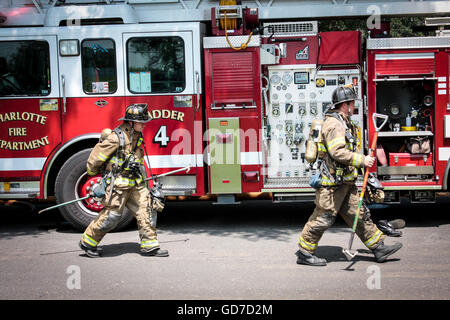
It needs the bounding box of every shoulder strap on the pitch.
[326,112,356,149]
[113,127,126,161]
[113,127,125,148]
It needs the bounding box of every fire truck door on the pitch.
[57,33,124,142]
[208,118,242,194]
[0,35,61,195]
[122,29,203,195]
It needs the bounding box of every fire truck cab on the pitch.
[0,5,205,229]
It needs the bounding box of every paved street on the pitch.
[1,196,450,303]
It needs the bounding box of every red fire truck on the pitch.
[1,1,449,230]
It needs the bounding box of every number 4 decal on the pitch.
[153,125,170,147]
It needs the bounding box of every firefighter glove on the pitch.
[152,197,165,213]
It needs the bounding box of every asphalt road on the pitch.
[1,196,450,303]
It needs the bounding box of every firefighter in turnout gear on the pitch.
[296,85,402,266]
[79,103,168,258]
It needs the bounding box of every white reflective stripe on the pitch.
[352,154,363,168]
[0,157,46,171]
[82,233,98,247]
[298,237,317,251]
[114,177,136,186]
[140,240,159,248]
[364,230,383,248]
[145,154,201,169]
[327,137,346,151]
[241,152,261,165]
[98,152,108,162]
[375,52,434,60]
[146,152,262,168]
[205,152,262,166]
[439,147,450,161]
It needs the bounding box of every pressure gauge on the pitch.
[286,137,293,147]
[299,103,307,116]
[272,105,280,117]
[282,73,293,85]
[294,133,304,145]
[270,74,281,85]
[285,123,293,133]
[310,102,318,116]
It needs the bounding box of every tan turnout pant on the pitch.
[298,184,385,253]
[81,183,159,251]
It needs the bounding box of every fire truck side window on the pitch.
[126,36,185,93]
[81,39,117,94]
[0,41,50,96]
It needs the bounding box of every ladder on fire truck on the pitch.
[2,0,450,26]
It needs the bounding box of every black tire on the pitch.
[54,149,134,232]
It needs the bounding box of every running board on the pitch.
[273,193,315,203]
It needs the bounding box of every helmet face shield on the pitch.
[118,103,151,123]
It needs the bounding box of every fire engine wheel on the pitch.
[54,149,134,232]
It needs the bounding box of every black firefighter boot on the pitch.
[372,241,403,263]
[140,247,169,257]
[79,241,101,258]
[295,248,327,266]
[376,220,402,237]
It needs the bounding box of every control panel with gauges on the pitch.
[263,65,363,188]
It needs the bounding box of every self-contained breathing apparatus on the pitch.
[104,126,165,212]
[38,104,170,215]
[105,103,165,213]
[307,112,358,189]
[307,85,359,189]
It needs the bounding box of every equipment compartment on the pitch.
[389,153,433,167]
[374,79,435,180]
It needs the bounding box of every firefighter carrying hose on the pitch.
[79,103,168,258]
[296,85,402,266]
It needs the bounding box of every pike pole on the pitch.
[143,166,191,182]
[342,113,388,261]
[38,195,91,215]
[38,166,191,215]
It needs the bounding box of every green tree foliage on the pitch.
[389,17,426,37]
[318,17,426,38]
